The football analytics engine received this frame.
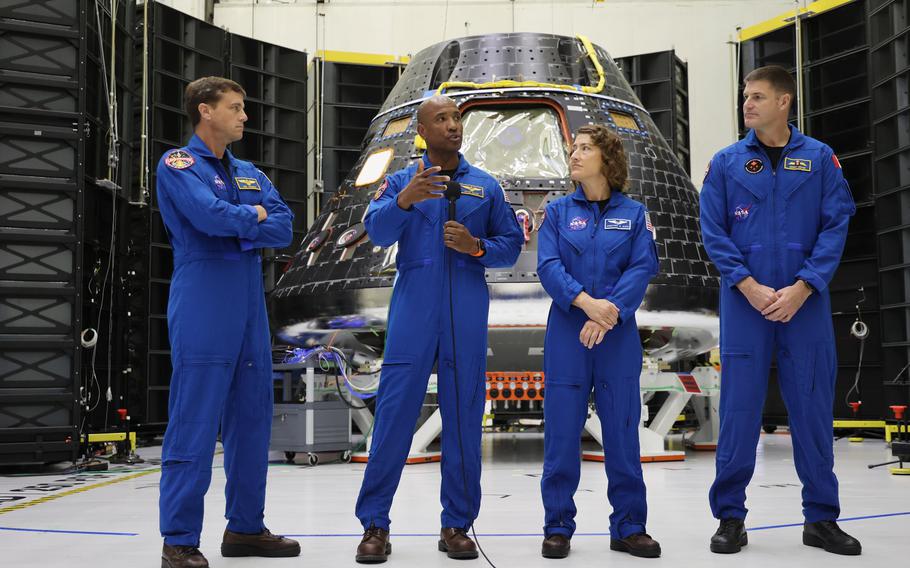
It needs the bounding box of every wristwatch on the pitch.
[798,278,814,295]
[470,238,486,257]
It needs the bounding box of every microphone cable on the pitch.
[444,181,497,568]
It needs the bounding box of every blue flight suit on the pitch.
[355,153,523,531]
[537,187,659,539]
[156,134,293,546]
[700,126,855,523]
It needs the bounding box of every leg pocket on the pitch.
[720,349,758,412]
[595,378,640,430]
[170,358,232,458]
[798,342,835,401]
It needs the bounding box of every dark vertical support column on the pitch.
[870,0,910,407]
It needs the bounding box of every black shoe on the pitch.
[609,533,661,558]
[710,518,747,554]
[220,528,300,558]
[803,521,861,555]
[541,534,570,559]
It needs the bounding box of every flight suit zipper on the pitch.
[756,143,793,288]
[591,198,618,298]
[215,159,240,204]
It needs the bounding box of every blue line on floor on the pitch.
[6,511,906,539]
[0,526,137,536]
[748,511,910,531]
[287,512,910,538]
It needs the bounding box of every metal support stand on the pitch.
[583,366,720,463]
[352,374,442,464]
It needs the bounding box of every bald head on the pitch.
[417,95,458,125]
[414,94,463,155]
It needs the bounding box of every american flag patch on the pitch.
[645,211,656,241]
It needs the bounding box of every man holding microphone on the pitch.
[354,95,523,563]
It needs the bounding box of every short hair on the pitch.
[184,76,246,126]
[575,124,629,192]
[744,65,796,104]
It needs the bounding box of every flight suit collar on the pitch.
[740,126,815,201]
[420,152,471,177]
[414,152,480,223]
[569,184,625,212]
[187,134,239,166]
[559,187,629,254]
[742,124,806,152]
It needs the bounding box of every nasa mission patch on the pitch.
[165,150,195,170]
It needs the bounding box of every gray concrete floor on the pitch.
[0,432,906,567]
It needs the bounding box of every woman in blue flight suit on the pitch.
[537,124,660,559]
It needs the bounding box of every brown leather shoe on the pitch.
[438,527,479,560]
[220,528,300,558]
[356,526,391,564]
[541,534,571,558]
[610,532,661,558]
[162,544,209,568]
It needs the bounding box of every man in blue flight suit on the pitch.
[537,124,660,559]
[353,95,523,563]
[700,66,861,556]
[156,77,299,568]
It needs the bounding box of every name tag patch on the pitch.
[604,218,631,231]
[461,183,484,199]
[235,177,261,191]
[784,157,812,172]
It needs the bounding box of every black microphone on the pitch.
[444,180,461,222]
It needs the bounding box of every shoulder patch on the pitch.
[645,211,656,241]
[373,178,389,201]
[832,154,842,169]
[165,150,195,170]
[501,186,511,204]
[703,161,710,183]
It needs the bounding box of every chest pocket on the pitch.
[556,223,590,258]
[458,195,491,236]
[235,175,263,205]
[601,220,634,267]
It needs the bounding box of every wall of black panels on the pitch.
[615,50,691,174]
[0,0,86,463]
[317,60,399,197]
[869,0,910,407]
[738,0,909,420]
[227,33,308,289]
[138,2,228,431]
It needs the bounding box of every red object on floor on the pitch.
[848,401,861,416]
